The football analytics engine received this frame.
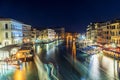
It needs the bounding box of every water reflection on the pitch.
[46,44,49,52]
[36,45,41,53]
[117,60,120,79]
[72,41,76,59]
[13,69,26,80]
[86,54,120,80]
[37,42,61,79]
[100,56,117,78]
[35,40,120,80]
[13,62,38,80]
[66,38,72,49]
[0,62,14,80]
[88,55,100,80]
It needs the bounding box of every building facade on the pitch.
[54,27,65,39]
[22,24,32,43]
[39,29,56,42]
[110,21,120,45]
[86,19,120,46]
[0,18,23,47]
[31,28,40,43]
[86,23,98,44]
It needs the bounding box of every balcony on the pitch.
[11,36,23,38]
[1,28,22,31]
[11,28,22,31]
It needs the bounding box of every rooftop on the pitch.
[0,17,23,24]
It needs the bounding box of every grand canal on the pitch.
[1,40,120,80]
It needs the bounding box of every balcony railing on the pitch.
[11,36,23,38]
[1,28,22,31]
[11,28,22,31]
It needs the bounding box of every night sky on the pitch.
[0,0,120,33]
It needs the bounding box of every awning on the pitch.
[0,44,20,52]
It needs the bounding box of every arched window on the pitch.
[112,32,114,36]
[5,24,8,30]
[5,32,8,39]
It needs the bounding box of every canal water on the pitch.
[36,40,120,80]
[0,61,39,80]
[2,40,120,80]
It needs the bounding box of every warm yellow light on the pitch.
[13,69,26,80]
[16,53,20,58]
[16,52,25,59]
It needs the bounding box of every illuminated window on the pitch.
[5,24,8,30]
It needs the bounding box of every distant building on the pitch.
[54,27,65,39]
[110,21,120,46]
[39,29,56,42]
[101,20,120,45]
[86,19,120,46]
[22,24,32,43]
[86,23,99,44]
[98,22,111,44]
[31,28,40,43]
[0,18,23,47]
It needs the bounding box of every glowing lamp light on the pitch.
[16,53,20,59]
[27,39,30,42]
